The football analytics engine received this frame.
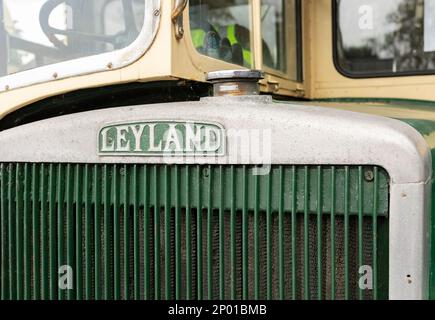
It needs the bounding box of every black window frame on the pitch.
[296,0,303,82]
[332,0,435,79]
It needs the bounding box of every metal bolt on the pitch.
[53,72,58,79]
[107,62,113,69]
[154,9,160,16]
[267,80,280,93]
[177,26,185,37]
[364,170,374,182]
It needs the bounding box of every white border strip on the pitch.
[0,0,161,92]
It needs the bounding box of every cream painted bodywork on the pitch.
[305,0,435,100]
[0,0,435,121]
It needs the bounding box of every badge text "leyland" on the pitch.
[99,121,225,156]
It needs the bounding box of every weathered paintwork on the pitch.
[299,98,435,299]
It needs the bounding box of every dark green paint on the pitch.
[0,163,389,300]
[309,97,435,299]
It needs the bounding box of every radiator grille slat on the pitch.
[84,165,92,300]
[65,164,73,300]
[153,165,160,300]
[317,166,323,300]
[207,165,213,301]
[303,166,310,299]
[56,164,64,300]
[102,165,110,300]
[266,171,272,300]
[197,166,203,300]
[0,164,389,300]
[75,165,82,300]
[330,166,336,300]
[291,167,298,300]
[218,166,226,300]
[373,167,379,300]
[1,164,6,300]
[142,165,149,300]
[31,164,39,300]
[8,164,14,300]
[278,166,284,300]
[358,166,364,300]
[15,164,24,300]
[24,164,32,300]
[112,165,120,300]
[253,171,260,300]
[344,166,350,299]
[184,173,191,300]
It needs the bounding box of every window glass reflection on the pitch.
[336,0,435,76]
[189,0,253,68]
[261,0,286,72]
[0,0,145,77]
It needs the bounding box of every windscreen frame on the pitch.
[0,0,161,93]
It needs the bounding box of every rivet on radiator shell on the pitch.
[364,170,374,182]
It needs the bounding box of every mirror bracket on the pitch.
[172,0,188,40]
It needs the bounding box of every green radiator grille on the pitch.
[0,163,389,300]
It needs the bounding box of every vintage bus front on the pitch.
[0,0,433,301]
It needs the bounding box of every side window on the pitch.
[261,0,299,79]
[335,0,435,77]
[189,0,302,82]
[189,0,253,68]
[262,0,286,71]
